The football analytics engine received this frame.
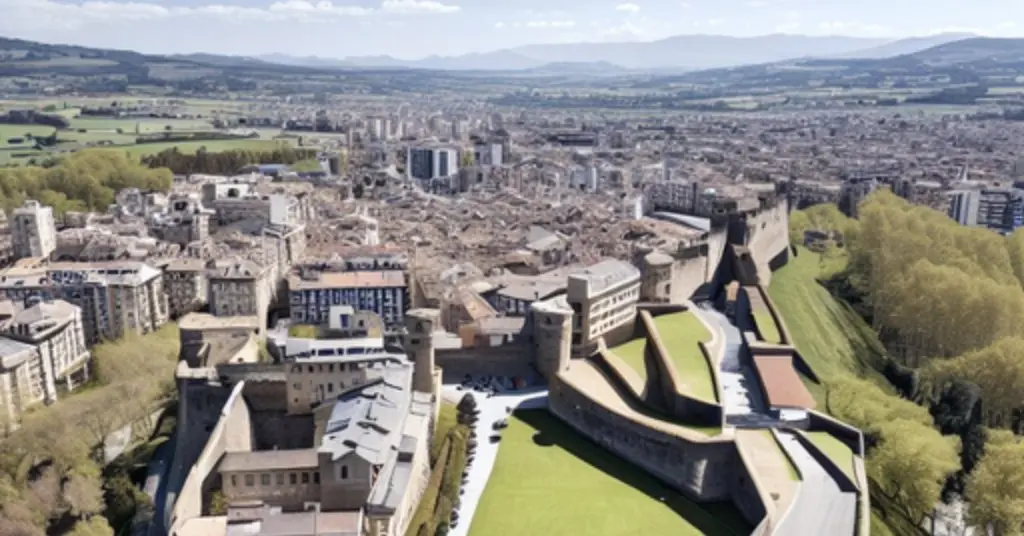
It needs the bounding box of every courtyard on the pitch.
[467,410,752,536]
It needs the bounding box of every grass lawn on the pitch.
[652,311,716,402]
[609,337,648,381]
[469,410,749,536]
[806,432,856,483]
[0,124,56,146]
[767,247,889,403]
[752,310,783,344]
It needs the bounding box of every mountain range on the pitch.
[257,32,976,72]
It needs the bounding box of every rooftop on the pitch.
[569,258,641,298]
[219,449,319,473]
[290,270,406,291]
[752,354,817,410]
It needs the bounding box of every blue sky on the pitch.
[0,0,1021,58]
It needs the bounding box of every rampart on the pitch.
[640,309,724,428]
[744,198,791,286]
[434,343,538,381]
[169,381,252,536]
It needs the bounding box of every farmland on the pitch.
[0,101,299,167]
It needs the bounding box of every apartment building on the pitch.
[11,200,57,261]
[0,298,91,431]
[160,258,208,318]
[949,188,1024,234]
[565,259,641,356]
[288,270,408,332]
[0,261,168,343]
[208,259,273,319]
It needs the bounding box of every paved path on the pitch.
[774,431,858,536]
[694,303,780,428]
[441,383,548,536]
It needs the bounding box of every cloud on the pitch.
[381,0,460,14]
[744,0,766,7]
[494,21,505,28]
[775,21,800,32]
[707,18,725,26]
[615,3,640,13]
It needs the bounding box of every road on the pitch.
[441,383,548,536]
[774,431,858,536]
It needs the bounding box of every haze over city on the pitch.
[1,0,1022,58]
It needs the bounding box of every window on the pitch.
[301,472,310,484]
[293,383,302,390]
[245,474,255,487]
[231,475,237,487]
[340,465,349,479]
[327,383,333,393]
[276,473,284,486]
[308,365,314,373]
[314,472,320,484]
[290,473,297,485]
[261,474,270,486]
[328,364,334,373]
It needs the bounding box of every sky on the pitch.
[0,0,1022,58]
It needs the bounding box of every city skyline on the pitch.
[0,0,1021,58]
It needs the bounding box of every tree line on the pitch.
[139,145,317,175]
[792,193,1024,534]
[0,151,172,216]
[0,326,180,536]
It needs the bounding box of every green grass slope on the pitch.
[469,410,750,536]
[768,247,924,536]
[767,247,889,402]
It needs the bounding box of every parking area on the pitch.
[441,375,548,536]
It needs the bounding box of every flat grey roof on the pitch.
[219,449,319,473]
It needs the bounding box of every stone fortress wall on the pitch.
[169,381,252,536]
[538,194,824,536]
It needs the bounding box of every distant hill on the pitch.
[840,33,977,59]
[906,37,1024,65]
[510,34,890,70]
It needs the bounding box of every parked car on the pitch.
[489,434,502,443]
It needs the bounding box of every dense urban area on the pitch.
[2,28,1024,536]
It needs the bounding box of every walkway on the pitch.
[774,431,858,535]
[441,383,548,536]
[693,303,779,428]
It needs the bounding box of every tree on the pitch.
[66,516,114,536]
[926,338,1024,430]
[63,461,105,518]
[967,437,1024,536]
[209,490,228,516]
[868,419,960,525]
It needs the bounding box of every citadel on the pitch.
[159,186,869,536]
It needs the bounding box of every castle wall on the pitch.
[548,376,735,502]
[170,382,252,536]
[435,343,538,381]
[744,200,791,286]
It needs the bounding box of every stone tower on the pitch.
[531,300,572,381]
[404,308,439,395]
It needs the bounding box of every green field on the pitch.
[68,117,214,132]
[767,247,889,403]
[102,139,294,158]
[653,312,716,402]
[0,124,57,146]
[752,310,783,344]
[468,411,751,536]
[806,431,856,483]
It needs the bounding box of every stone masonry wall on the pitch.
[548,376,735,502]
